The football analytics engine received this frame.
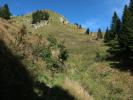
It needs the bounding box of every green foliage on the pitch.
[119,4,133,61]
[104,12,121,43]
[32,10,49,24]
[0,4,11,19]
[110,12,121,40]
[106,0,133,67]
[47,35,57,47]
[36,35,68,72]
[97,28,103,39]
[58,43,68,61]
[95,51,104,62]
[104,27,111,43]
[86,28,90,35]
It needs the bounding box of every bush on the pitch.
[32,10,49,24]
[35,35,68,72]
[95,52,104,62]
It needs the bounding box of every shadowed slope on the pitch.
[0,18,76,100]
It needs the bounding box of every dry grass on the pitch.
[62,78,93,100]
[0,18,20,45]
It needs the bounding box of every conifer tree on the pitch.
[97,28,103,39]
[104,27,111,43]
[110,12,121,40]
[86,28,90,35]
[119,3,133,61]
[107,0,133,66]
[129,0,133,14]
[0,4,11,19]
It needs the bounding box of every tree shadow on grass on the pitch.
[35,82,75,100]
[0,40,75,100]
[109,60,133,74]
[106,47,133,75]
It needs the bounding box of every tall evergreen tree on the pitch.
[129,0,133,14]
[0,4,11,19]
[110,12,121,40]
[119,3,133,62]
[86,28,90,35]
[97,28,103,39]
[104,27,110,43]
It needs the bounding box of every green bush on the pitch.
[35,36,68,72]
[95,52,104,62]
[32,10,49,24]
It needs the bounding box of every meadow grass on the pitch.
[12,11,133,100]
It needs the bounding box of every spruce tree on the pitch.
[104,27,110,42]
[97,28,103,39]
[0,4,11,19]
[119,3,133,62]
[106,11,121,60]
[86,28,90,35]
[106,0,133,67]
[129,0,133,14]
[110,12,121,40]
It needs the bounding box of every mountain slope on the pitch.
[0,13,93,100]
[1,10,133,100]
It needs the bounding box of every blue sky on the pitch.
[0,0,130,32]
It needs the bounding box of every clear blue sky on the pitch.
[0,0,130,32]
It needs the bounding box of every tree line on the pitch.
[104,0,133,68]
[85,28,103,40]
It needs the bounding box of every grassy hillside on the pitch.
[1,10,133,100]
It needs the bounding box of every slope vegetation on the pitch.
[1,10,133,100]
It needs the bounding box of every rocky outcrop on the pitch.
[59,16,69,25]
[32,20,49,29]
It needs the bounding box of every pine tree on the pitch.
[119,3,133,62]
[110,12,121,40]
[97,28,103,39]
[129,0,133,14]
[0,4,11,19]
[86,28,90,35]
[106,12,121,60]
[104,27,110,43]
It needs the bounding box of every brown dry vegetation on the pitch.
[62,78,93,100]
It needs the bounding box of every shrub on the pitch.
[95,51,104,62]
[32,10,49,24]
[35,35,68,72]
[58,43,68,61]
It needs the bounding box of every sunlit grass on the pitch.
[12,11,133,100]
